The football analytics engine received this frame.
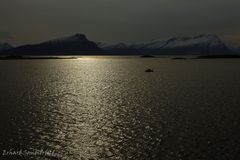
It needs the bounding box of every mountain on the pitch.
[0,43,13,52]
[2,34,101,55]
[0,34,235,56]
[234,47,240,54]
[98,35,233,55]
[97,42,138,54]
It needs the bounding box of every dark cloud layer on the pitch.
[0,0,240,46]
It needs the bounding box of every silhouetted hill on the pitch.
[98,35,234,55]
[0,34,237,56]
[0,43,13,52]
[2,34,101,55]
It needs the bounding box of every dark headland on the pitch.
[196,54,240,59]
[0,55,77,60]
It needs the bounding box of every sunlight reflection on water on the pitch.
[0,58,240,159]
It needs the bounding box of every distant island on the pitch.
[140,55,156,58]
[1,34,240,57]
[197,55,240,59]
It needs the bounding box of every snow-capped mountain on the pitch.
[97,42,133,50]
[0,34,236,55]
[2,34,101,55]
[0,43,13,52]
[158,35,231,54]
[98,35,233,55]
[159,35,223,48]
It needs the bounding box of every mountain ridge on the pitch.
[0,34,237,55]
[0,43,13,52]
[98,34,233,55]
[1,34,101,55]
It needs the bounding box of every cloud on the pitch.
[0,32,12,40]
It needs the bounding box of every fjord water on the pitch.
[0,57,240,160]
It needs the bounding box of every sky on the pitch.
[0,0,240,47]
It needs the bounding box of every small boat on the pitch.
[145,68,154,72]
